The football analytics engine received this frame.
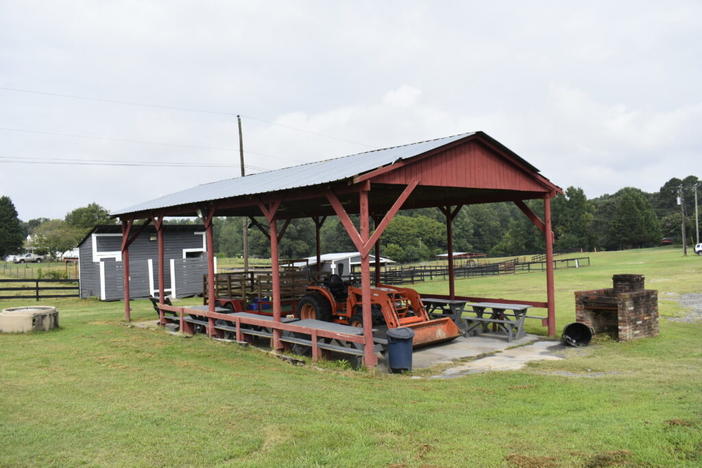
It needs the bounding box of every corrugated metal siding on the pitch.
[79,238,96,298]
[175,257,208,297]
[112,132,475,215]
[374,141,548,192]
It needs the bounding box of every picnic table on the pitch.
[422,297,469,330]
[463,302,530,342]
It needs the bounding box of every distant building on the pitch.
[78,224,208,301]
[435,252,487,259]
[293,252,394,277]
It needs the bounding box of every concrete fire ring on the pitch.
[0,306,59,333]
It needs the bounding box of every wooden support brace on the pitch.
[277,218,291,242]
[257,200,281,222]
[326,180,419,256]
[248,216,270,239]
[514,200,546,234]
[364,179,419,254]
[325,191,364,251]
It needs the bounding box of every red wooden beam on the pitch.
[203,207,217,333]
[154,216,166,325]
[421,293,548,309]
[514,200,546,234]
[121,219,132,322]
[248,216,270,239]
[258,200,283,351]
[313,216,326,277]
[363,179,419,254]
[277,218,292,243]
[544,195,556,336]
[358,188,377,367]
[325,190,364,251]
[122,218,153,250]
[258,200,281,222]
[373,216,382,286]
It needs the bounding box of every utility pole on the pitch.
[238,115,249,272]
[695,181,699,245]
[679,185,687,256]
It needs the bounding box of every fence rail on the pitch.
[363,257,591,285]
[0,279,80,300]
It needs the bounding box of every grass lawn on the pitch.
[1,247,701,466]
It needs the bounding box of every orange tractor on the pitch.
[295,275,462,347]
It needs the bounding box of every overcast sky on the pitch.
[1,1,700,221]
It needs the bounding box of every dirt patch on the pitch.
[584,450,631,467]
[416,443,432,460]
[669,293,702,322]
[666,418,696,427]
[505,453,558,467]
[532,370,619,379]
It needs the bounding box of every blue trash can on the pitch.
[386,327,415,373]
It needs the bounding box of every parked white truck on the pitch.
[12,253,45,263]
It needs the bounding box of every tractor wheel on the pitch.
[295,293,333,321]
[350,312,363,328]
[351,304,384,326]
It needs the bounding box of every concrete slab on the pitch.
[411,333,540,369]
[431,340,565,379]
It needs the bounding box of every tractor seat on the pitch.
[327,274,348,301]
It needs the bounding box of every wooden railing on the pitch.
[0,279,80,300]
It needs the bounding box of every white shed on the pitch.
[294,252,394,277]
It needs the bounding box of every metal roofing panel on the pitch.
[112,132,475,216]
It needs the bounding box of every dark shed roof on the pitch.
[78,224,205,246]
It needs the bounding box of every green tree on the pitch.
[65,203,114,231]
[32,220,83,256]
[604,188,661,250]
[0,196,24,257]
[489,202,544,257]
[215,217,243,257]
[380,215,445,262]
[321,218,357,254]
[552,186,595,252]
[21,217,50,238]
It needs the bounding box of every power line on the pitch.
[0,85,374,148]
[0,126,289,163]
[0,155,269,170]
[0,86,235,116]
[0,126,234,152]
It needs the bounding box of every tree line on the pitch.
[0,174,698,262]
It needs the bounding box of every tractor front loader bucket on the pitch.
[404,316,461,347]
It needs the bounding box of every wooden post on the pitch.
[269,216,282,350]
[121,219,132,321]
[373,216,382,286]
[359,188,377,367]
[259,200,283,351]
[441,205,462,299]
[544,195,556,336]
[204,209,217,336]
[153,216,166,326]
[312,216,326,279]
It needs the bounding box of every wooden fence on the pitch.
[360,257,591,285]
[0,279,80,300]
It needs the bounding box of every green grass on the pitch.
[1,247,701,466]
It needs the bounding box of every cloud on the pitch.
[382,85,422,108]
[1,1,701,219]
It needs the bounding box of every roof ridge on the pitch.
[201,131,475,184]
